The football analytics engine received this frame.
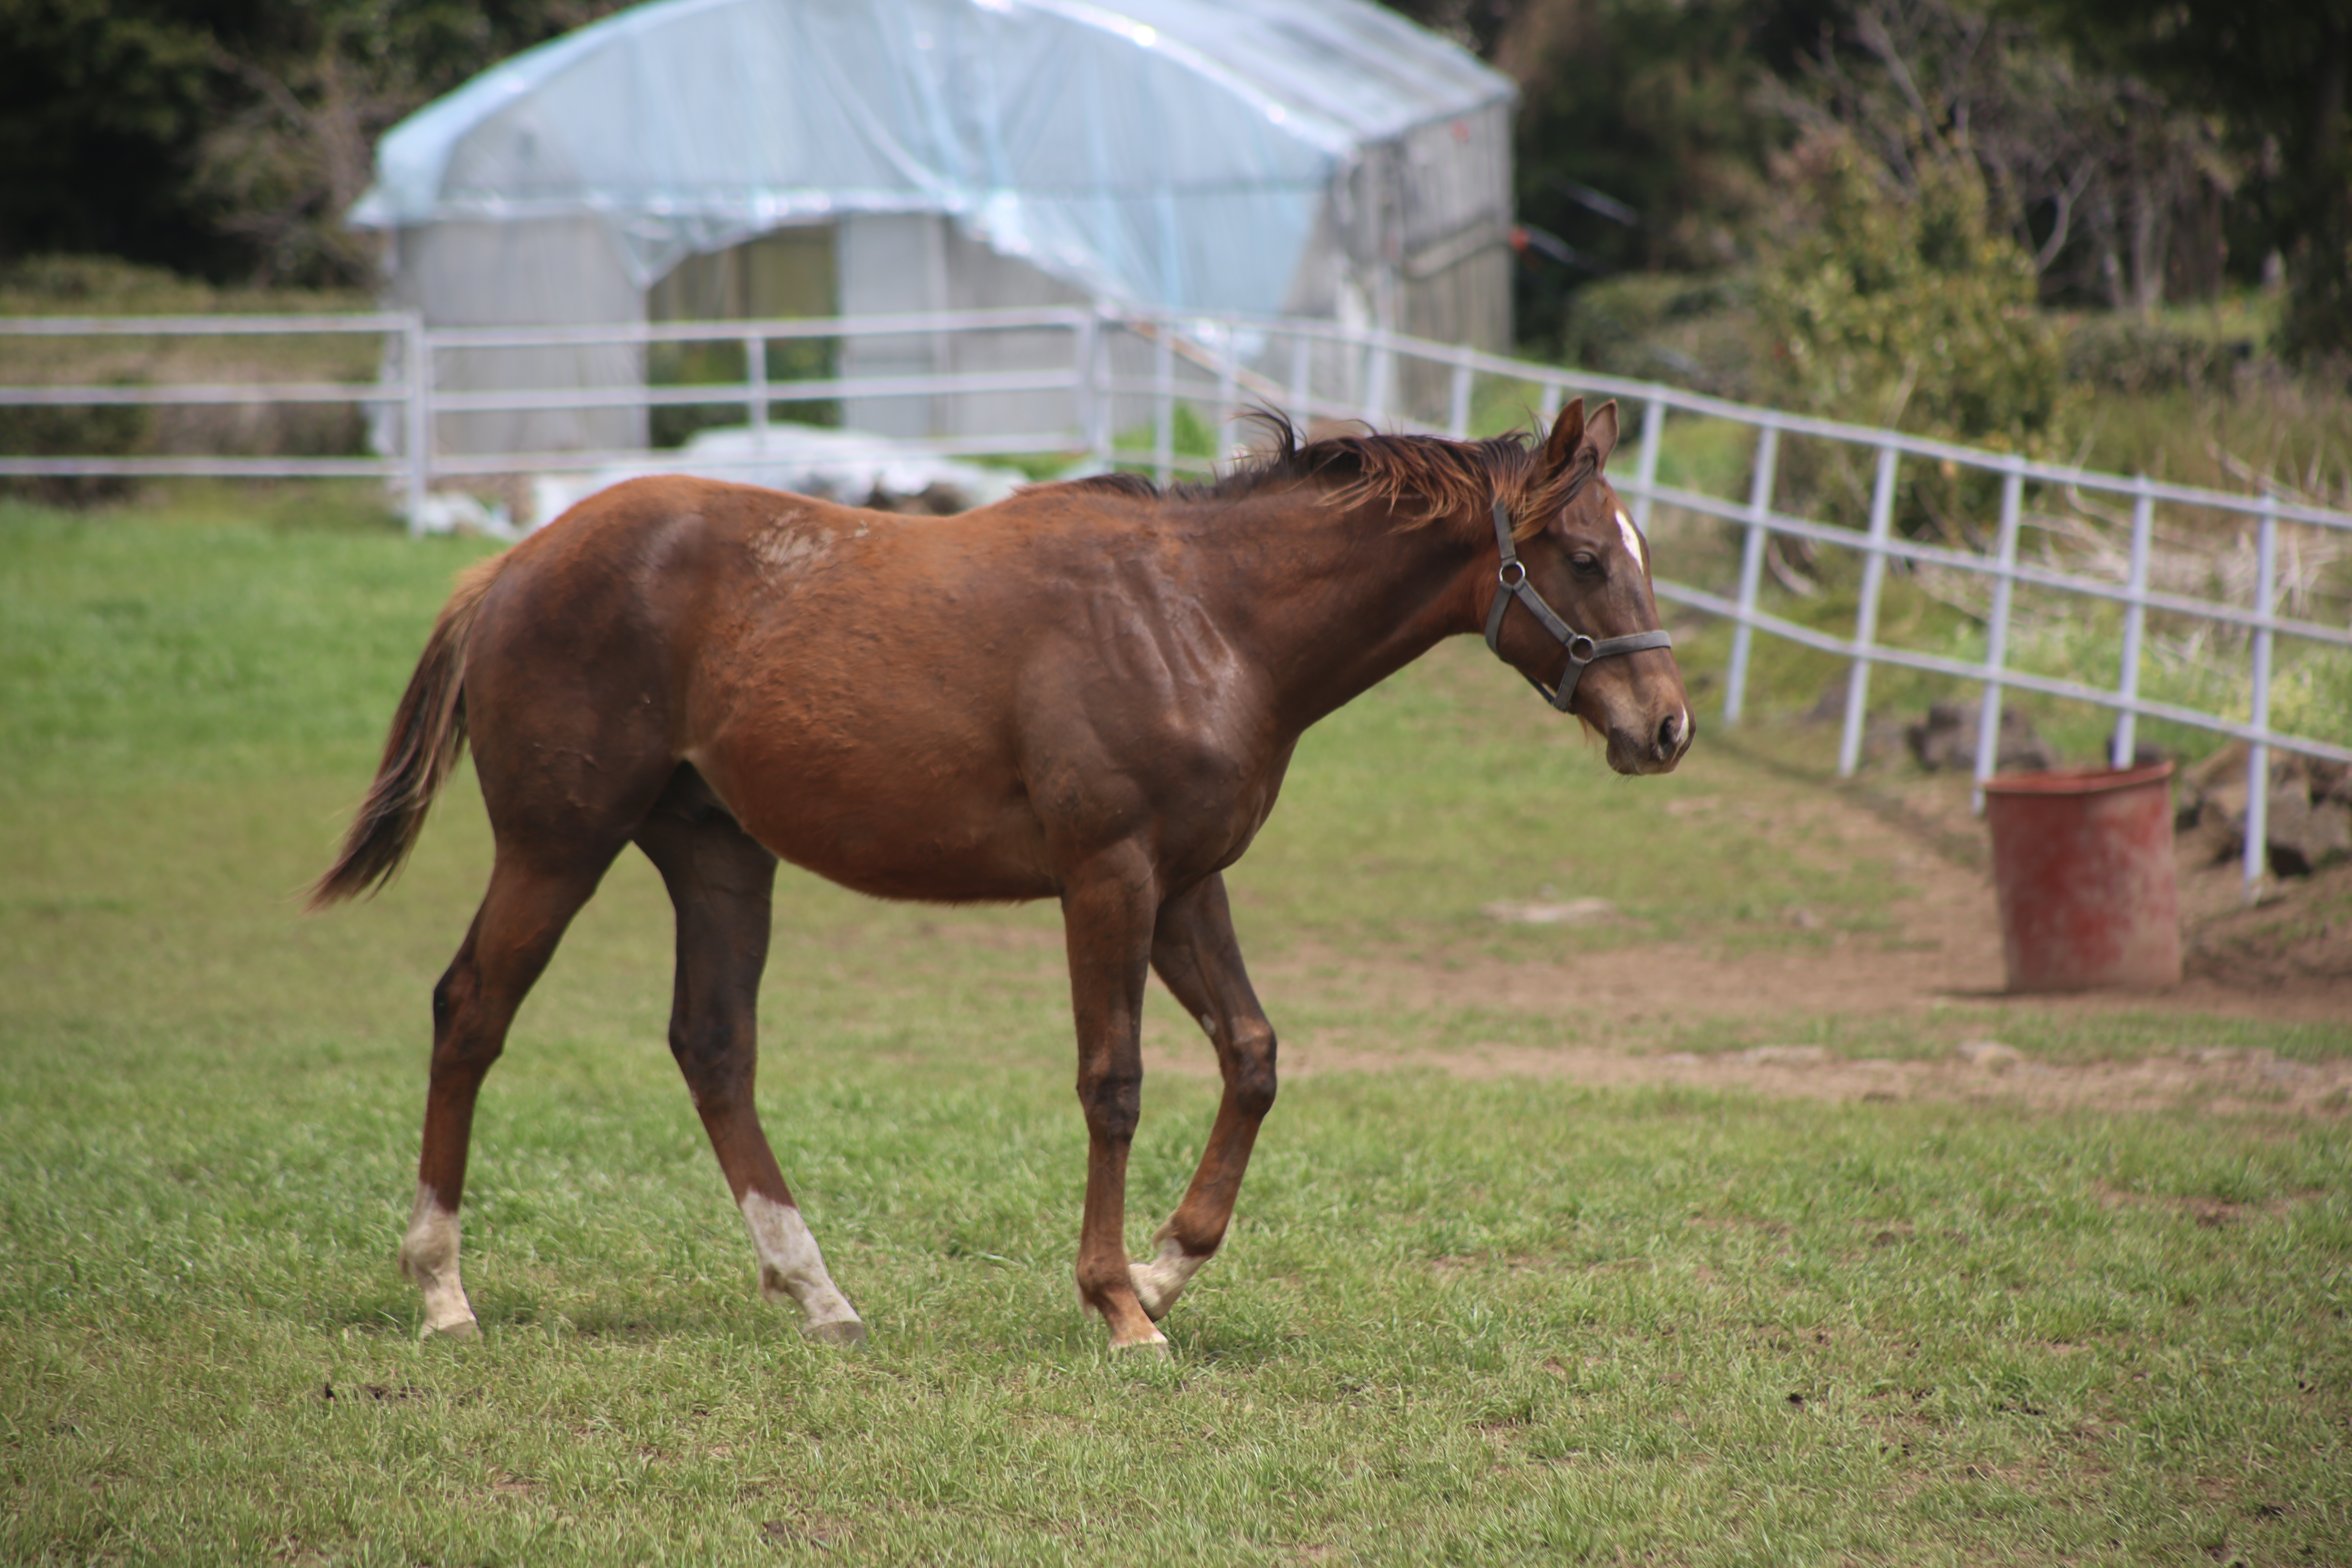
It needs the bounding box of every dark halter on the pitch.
[1483,494,1674,713]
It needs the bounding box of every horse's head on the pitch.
[1485,398,1692,775]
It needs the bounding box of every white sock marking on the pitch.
[1128,1233,1207,1321]
[1616,509,1646,571]
[739,1191,862,1332]
[399,1183,478,1338]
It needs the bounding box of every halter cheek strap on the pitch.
[1484,496,1673,713]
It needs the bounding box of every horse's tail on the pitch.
[308,551,512,909]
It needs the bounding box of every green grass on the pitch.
[3,492,2349,1565]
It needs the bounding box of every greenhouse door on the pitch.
[647,227,840,447]
[837,214,1089,444]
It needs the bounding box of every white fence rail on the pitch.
[7,305,2348,893]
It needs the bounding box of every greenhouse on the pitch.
[347,0,1516,455]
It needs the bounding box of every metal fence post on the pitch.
[1288,332,1311,432]
[1971,459,2026,812]
[1362,336,1391,426]
[1838,443,1902,776]
[1215,318,1240,468]
[2110,479,2154,768]
[1537,381,1561,427]
[1075,310,1100,462]
[2243,494,2278,900]
[1631,393,1664,534]
[1722,423,1780,726]
[1152,322,1175,486]
[403,313,430,534]
[1446,360,1473,440]
[744,332,769,450]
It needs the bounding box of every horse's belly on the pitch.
[694,725,1058,904]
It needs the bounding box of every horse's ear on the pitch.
[1586,400,1620,474]
[1542,397,1586,472]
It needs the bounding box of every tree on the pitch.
[1749,127,2071,550]
[1764,0,2237,314]
[0,0,635,286]
[1462,0,1828,350]
[0,0,229,272]
[2027,0,2352,361]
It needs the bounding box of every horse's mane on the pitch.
[1033,409,1595,541]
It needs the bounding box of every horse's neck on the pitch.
[1209,492,1482,732]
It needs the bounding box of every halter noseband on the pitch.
[1483,495,1673,713]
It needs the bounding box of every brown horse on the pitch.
[313,399,1690,1351]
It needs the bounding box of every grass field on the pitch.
[3,491,2348,1565]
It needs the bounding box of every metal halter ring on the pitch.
[1483,495,1673,714]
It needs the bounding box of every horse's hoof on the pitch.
[1109,1331,1170,1358]
[1128,1238,1201,1323]
[802,1318,868,1348]
[420,1315,479,1343]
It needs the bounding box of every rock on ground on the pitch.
[1906,700,2056,774]
[2177,743,2352,876]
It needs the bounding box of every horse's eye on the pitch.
[1569,551,1603,577]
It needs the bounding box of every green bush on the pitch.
[1753,135,2071,539]
[1557,271,1757,395]
[0,381,150,506]
[1757,136,2069,450]
[2062,314,2253,394]
[0,257,173,503]
[0,253,369,317]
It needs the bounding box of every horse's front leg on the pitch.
[1131,872,1276,1323]
[1060,848,1165,1350]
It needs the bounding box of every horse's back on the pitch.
[457,475,1162,898]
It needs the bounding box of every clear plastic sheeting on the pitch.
[350,0,1514,456]
[351,0,1509,312]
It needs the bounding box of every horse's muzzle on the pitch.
[1606,705,1693,776]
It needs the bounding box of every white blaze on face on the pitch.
[739,1190,863,1334]
[1616,508,1646,572]
[399,1183,479,1338]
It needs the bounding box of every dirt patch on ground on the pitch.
[1138,753,2352,1116]
[1241,771,2352,1031]
[1139,1036,2352,1118]
[2179,858,2352,987]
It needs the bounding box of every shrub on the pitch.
[0,382,150,506]
[1557,272,1758,396]
[1756,134,2069,450]
[1753,133,2071,540]
[2062,314,2252,395]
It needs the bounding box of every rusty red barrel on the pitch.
[1981,762,2181,992]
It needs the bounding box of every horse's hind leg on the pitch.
[634,771,864,1346]
[1130,873,1277,1323]
[403,844,619,1338]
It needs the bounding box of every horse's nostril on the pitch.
[1655,710,1682,755]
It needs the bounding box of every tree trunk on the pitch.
[2128,165,2167,317]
